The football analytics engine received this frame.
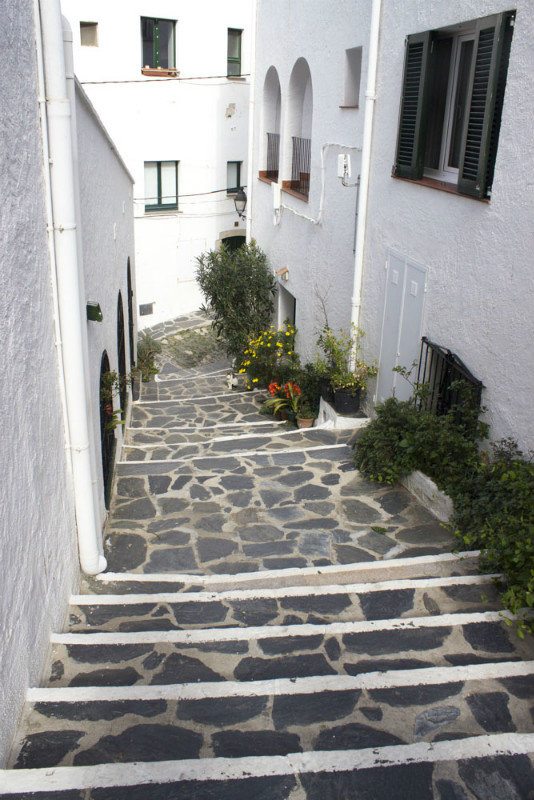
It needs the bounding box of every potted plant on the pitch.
[296,401,317,428]
[317,325,377,414]
[264,381,302,423]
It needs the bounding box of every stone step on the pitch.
[43,611,533,688]
[156,358,233,381]
[86,551,481,595]
[130,392,266,431]
[122,428,352,463]
[10,662,534,770]
[68,575,502,632]
[125,419,285,447]
[106,454,454,574]
[139,375,231,402]
[3,740,534,798]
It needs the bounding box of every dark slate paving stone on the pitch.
[285,518,338,530]
[259,635,324,655]
[263,557,308,569]
[458,754,534,800]
[148,476,172,494]
[220,475,254,490]
[343,626,452,656]
[114,497,156,520]
[344,657,436,675]
[240,524,285,542]
[73,724,202,765]
[147,517,189,533]
[177,695,268,727]
[294,484,330,501]
[498,675,534,699]
[443,584,491,604]
[116,478,146,498]
[315,721,405,750]
[270,451,307,466]
[234,653,336,681]
[436,779,468,799]
[78,604,156,626]
[422,592,441,615]
[445,653,521,666]
[193,640,249,654]
[259,489,290,508]
[368,682,463,707]
[360,706,383,721]
[376,490,410,514]
[325,637,342,661]
[462,622,515,653]
[142,652,166,670]
[226,490,254,507]
[321,474,340,485]
[301,763,434,800]
[231,599,279,626]
[171,476,192,491]
[15,730,85,768]
[90,775,298,800]
[50,660,64,682]
[414,706,461,739]
[190,484,211,500]
[197,537,237,562]
[170,601,227,625]
[396,546,444,558]
[150,653,224,684]
[396,523,452,545]
[465,691,516,733]
[7,793,84,800]
[276,470,315,487]
[212,729,302,757]
[144,547,197,571]
[357,531,397,555]
[105,534,147,571]
[298,532,332,557]
[334,544,376,563]
[268,506,305,523]
[243,540,294,557]
[341,498,381,523]
[272,690,360,729]
[152,530,190,546]
[359,588,415,621]
[303,501,335,516]
[159,498,190,514]
[280,594,352,615]
[69,667,141,687]
[66,644,152,664]
[209,560,260,574]
[33,699,167,722]
[195,514,227,533]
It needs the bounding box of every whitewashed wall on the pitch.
[75,84,136,512]
[62,0,252,327]
[250,0,372,361]
[360,0,534,451]
[0,0,78,766]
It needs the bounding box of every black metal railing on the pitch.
[291,136,311,196]
[265,132,280,181]
[416,336,484,415]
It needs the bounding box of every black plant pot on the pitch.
[334,388,361,415]
[320,379,335,404]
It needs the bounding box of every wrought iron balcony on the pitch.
[290,136,311,197]
[265,132,280,181]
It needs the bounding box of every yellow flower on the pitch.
[288,351,292,355]
[252,378,258,383]
[238,369,245,374]
[267,343,271,347]
[276,342,282,347]
[285,332,290,336]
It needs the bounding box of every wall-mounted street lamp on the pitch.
[234,187,247,219]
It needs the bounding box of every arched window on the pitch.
[99,351,116,509]
[117,292,127,421]
[127,259,135,371]
[262,66,281,182]
[285,58,313,198]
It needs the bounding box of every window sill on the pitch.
[281,181,309,203]
[339,105,359,109]
[392,174,489,203]
[258,172,278,185]
[144,206,179,214]
[141,68,179,78]
[226,75,247,81]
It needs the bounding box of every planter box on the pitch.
[317,398,370,431]
[401,470,454,523]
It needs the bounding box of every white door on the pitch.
[376,252,427,402]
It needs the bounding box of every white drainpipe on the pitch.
[38,0,106,574]
[245,0,258,240]
[350,0,382,333]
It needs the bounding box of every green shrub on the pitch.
[136,331,162,382]
[238,322,298,388]
[353,397,420,484]
[165,327,225,368]
[196,240,276,359]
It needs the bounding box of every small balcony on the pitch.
[259,132,280,184]
[288,135,311,199]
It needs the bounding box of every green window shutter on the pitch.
[393,31,433,180]
[458,13,514,199]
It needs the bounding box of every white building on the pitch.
[0,0,135,763]
[249,0,534,452]
[61,0,252,328]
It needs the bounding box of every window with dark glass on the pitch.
[141,17,176,70]
[227,29,242,76]
[144,161,178,211]
[227,161,242,194]
[393,11,515,199]
[80,22,98,47]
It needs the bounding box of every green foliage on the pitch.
[196,240,276,359]
[165,327,225,368]
[136,331,162,382]
[354,393,534,633]
[316,324,377,394]
[100,370,130,430]
[238,322,298,388]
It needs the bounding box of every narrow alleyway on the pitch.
[4,315,534,798]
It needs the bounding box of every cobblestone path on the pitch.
[4,315,534,799]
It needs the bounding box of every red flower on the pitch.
[268,382,281,396]
[284,382,301,398]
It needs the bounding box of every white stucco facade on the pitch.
[0,1,135,764]
[250,0,534,451]
[61,0,252,328]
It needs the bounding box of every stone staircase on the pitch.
[3,353,534,799]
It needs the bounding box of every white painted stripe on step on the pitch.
[154,367,231,383]
[125,420,284,433]
[71,573,499,605]
[124,426,340,449]
[26,660,534,703]
[3,734,534,793]
[50,610,514,645]
[118,443,349,465]
[95,551,480,585]
[133,390,254,404]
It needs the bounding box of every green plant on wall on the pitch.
[100,370,130,431]
[136,331,162,382]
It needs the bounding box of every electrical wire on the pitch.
[133,185,247,203]
[81,74,250,85]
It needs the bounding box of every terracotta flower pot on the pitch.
[297,417,315,429]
